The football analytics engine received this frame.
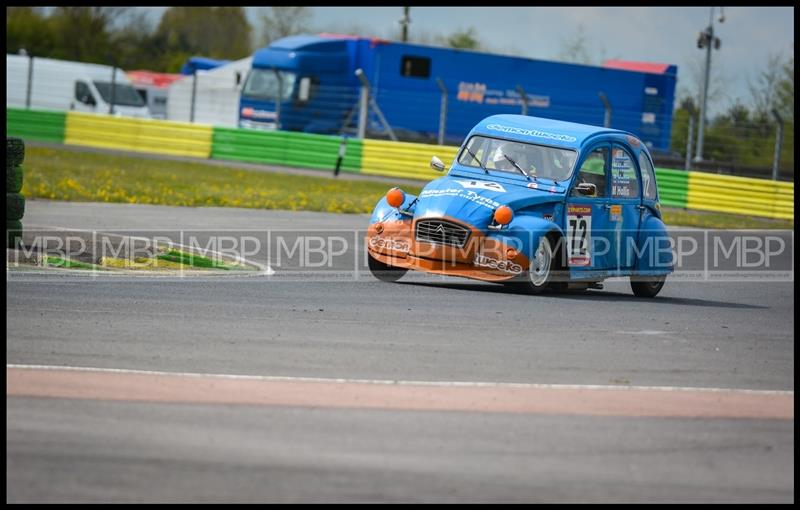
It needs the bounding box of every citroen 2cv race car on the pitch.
[366,114,673,297]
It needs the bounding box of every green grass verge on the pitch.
[661,207,794,230]
[156,249,239,270]
[21,145,793,229]
[23,146,420,214]
[44,255,101,270]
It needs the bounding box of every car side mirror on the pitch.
[430,156,446,172]
[575,182,596,196]
[82,94,96,106]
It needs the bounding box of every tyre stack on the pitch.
[7,138,26,248]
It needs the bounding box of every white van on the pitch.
[6,54,152,118]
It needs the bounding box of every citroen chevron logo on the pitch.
[435,225,446,234]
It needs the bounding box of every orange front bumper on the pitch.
[366,218,529,283]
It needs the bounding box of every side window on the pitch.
[611,145,640,198]
[75,81,91,103]
[400,56,431,78]
[572,147,608,197]
[638,151,658,200]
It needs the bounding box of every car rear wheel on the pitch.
[630,275,666,298]
[368,252,407,282]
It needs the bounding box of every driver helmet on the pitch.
[493,142,528,171]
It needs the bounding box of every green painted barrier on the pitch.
[6,108,66,144]
[654,167,689,208]
[211,128,362,174]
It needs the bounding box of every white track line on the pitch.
[6,364,793,396]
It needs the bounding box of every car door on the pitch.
[565,144,613,277]
[608,143,643,271]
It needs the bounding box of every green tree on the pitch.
[47,7,126,64]
[442,27,482,50]
[155,7,252,71]
[258,7,311,47]
[6,7,57,57]
[110,9,160,70]
[776,48,794,121]
[748,53,784,123]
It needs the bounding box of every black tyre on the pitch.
[7,192,25,220]
[630,275,666,298]
[368,252,408,282]
[7,138,25,167]
[7,219,23,248]
[7,165,24,193]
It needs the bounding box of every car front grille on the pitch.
[415,219,471,248]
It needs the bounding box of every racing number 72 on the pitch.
[567,205,592,266]
[569,217,588,255]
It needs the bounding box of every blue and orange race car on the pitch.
[366,114,673,297]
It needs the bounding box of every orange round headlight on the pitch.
[386,187,405,208]
[494,205,513,225]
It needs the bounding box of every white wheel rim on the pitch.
[529,237,552,287]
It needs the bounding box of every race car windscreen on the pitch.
[457,136,577,182]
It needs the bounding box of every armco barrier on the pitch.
[211,128,362,174]
[361,138,459,180]
[654,167,689,208]
[6,108,66,143]
[64,112,213,158]
[686,172,794,220]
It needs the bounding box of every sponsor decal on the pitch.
[474,252,522,274]
[609,204,622,222]
[543,214,553,221]
[241,107,276,120]
[642,112,656,124]
[567,205,592,267]
[612,149,635,197]
[369,236,410,253]
[418,188,501,210]
[485,124,577,143]
[645,87,659,95]
[457,82,487,104]
[527,182,539,189]
[454,180,506,193]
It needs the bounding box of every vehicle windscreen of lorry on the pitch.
[458,136,578,182]
[93,82,147,107]
[242,69,296,100]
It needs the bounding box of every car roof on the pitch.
[468,114,633,151]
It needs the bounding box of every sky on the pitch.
[136,6,794,117]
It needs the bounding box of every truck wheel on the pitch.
[630,275,666,298]
[368,252,407,282]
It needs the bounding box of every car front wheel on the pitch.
[515,234,565,295]
[630,275,666,298]
[368,252,408,282]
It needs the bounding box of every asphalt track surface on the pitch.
[7,200,795,503]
